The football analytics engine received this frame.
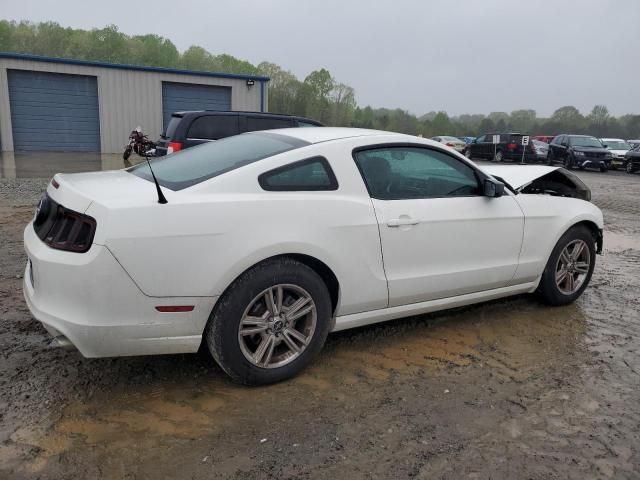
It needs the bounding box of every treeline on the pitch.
[1,20,639,139]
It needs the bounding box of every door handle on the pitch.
[387,217,419,227]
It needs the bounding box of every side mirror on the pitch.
[602,144,608,148]
[483,178,505,198]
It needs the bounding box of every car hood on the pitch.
[608,149,628,155]
[480,165,560,190]
[481,165,590,200]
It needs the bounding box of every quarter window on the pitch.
[353,147,480,200]
[259,157,338,191]
[247,116,294,131]
[187,115,238,140]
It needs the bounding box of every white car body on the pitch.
[431,136,466,152]
[23,128,604,358]
[600,138,631,160]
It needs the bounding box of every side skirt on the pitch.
[332,281,538,332]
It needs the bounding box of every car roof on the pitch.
[600,138,624,141]
[172,110,319,121]
[262,127,401,144]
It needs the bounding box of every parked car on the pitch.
[24,128,603,385]
[547,135,612,172]
[463,133,537,162]
[431,135,466,152]
[531,139,549,162]
[155,111,322,156]
[624,144,640,174]
[533,135,555,144]
[626,139,640,149]
[459,136,476,144]
[600,138,631,170]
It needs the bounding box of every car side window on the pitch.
[188,116,238,140]
[353,146,480,200]
[247,116,294,131]
[259,156,338,191]
[296,121,318,128]
[476,135,485,143]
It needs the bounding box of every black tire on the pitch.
[547,150,555,165]
[564,155,573,169]
[494,150,503,162]
[205,258,332,385]
[537,225,596,306]
[627,161,636,174]
[463,149,472,160]
[122,147,132,161]
[599,165,608,173]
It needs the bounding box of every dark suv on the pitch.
[547,135,612,172]
[462,133,538,162]
[155,111,322,156]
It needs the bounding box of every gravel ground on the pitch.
[1,161,639,479]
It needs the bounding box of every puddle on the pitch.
[0,152,145,179]
[9,297,589,475]
[604,231,639,252]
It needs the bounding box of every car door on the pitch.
[472,135,486,157]
[353,145,524,307]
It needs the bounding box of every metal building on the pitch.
[0,52,269,153]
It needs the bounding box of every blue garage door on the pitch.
[8,70,100,152]
[162,82,231,130]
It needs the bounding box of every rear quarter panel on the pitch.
[89,139,391,316]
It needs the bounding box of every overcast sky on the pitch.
[3,0,639,117]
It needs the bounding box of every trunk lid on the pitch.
[48,169,168,213]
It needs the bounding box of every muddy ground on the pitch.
[1,160,639,479]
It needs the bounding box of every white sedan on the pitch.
[24,128,603,385]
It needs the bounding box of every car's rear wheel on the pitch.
[494,150,503,162]
[464,149,472,159]
[599,165,608,172]
[627,161,636,174]
[206,258,332,385]
[537,225,596,306]
[547,150,554,165]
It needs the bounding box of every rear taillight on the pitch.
[167,141,182,154]
[446,142,455,147]
[33,194,96,253]
[507,143,518,151]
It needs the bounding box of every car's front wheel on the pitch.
[206,258,332,385]
[627,160,636,174]
[537,225,596,306]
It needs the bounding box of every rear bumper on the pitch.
[23,223,217,357]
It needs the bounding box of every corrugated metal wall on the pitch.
[0,58,266,153]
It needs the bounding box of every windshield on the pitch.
[569,136,603,148]
[129,132,309,190]
[603,140,630,150]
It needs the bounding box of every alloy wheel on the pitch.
[238,284,317,369]
[555,239,591,295]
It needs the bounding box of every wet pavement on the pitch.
[0,154,639,479]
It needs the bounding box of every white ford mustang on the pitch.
[24,128,603,384]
